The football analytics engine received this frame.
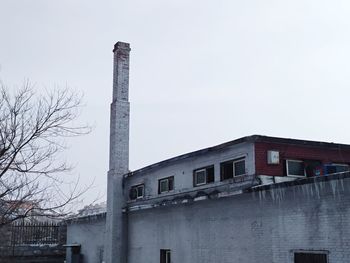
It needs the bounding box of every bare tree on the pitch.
[0,81,91,226]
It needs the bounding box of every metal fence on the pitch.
[10,221,60,245]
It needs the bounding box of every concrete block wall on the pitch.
[127,176,350,263]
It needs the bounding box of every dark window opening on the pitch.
[129,184,144,200]
[221,162,233,180]
[193,166,214,186]
[160,249,171,263]
[220,158,246,181]
[158,177,174,194]
[324,163,350,175]
[294,252,328,263]
[286,160,305,177]
[304,160,322,177]
[234,160,246,176]
[286,160,324,177]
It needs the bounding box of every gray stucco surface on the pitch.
[127,176,350,263]
[125,141,255,201]
[66,216,106,263]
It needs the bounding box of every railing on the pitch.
[10,221,60,245]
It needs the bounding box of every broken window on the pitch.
[158,176,174,194]
[160,249,171,263]
[294,252,328,263]
[129,184,144,200]
[220,158,246,181]
[193,166,214,186]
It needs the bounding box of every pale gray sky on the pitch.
[1,0,350,205]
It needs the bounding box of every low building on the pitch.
[124,135,350,263]
[125,134,350,208]
[66,133,350,263]
[65,212,106,263]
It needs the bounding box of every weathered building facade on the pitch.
[124,135,350,263]
[66,213,106,263]
[67,42,350,263]
[127,174,350,263]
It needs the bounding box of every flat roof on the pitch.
[63,244,81,247]
[65,212,106,224]
[127,135,350,177]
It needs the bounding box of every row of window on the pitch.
[129,158,247,200]
[285,159,349,177]
[129,158,350,201]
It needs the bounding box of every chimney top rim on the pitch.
[113,42,131,52]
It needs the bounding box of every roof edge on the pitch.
[127,135,350,177]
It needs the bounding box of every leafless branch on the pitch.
[0,81,91,226]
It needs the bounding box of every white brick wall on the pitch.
[105,42,130,263]
[127,177,350,263]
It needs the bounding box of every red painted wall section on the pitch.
[254,141,350,176]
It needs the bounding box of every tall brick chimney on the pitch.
[105,42,130,263]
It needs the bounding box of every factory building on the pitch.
[66,42,350,263]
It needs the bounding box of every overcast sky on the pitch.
[1,0,350,205]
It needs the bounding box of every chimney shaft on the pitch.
[105,41,130,263]
[112,42,131,103]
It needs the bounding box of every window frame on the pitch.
[160,249,171,263]
[193,165,215,187]
[292,250,329,263]
[331,163,349,173]
[194,168,207,186]
[158,176,174,194]
[220,158,246,181]
[129,184,145,200]
[286,159,306,177]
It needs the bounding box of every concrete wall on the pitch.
[0,245,65,263]
[125,142,255,201]
[127,175,350,263]
[66,215,106,263]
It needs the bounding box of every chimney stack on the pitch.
[105,41,130,263]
